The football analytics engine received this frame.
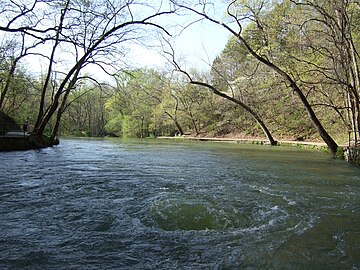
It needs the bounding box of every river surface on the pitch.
[0,138,359,269]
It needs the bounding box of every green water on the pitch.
[0,138,359,269]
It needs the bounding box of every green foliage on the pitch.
[336,147,345,160]
[121,115,138,138]
[61,84,108,137]
[104,114,123,136]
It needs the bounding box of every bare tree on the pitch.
[290,0,360,143]
[0,0,56,111]
[1,0,177,144]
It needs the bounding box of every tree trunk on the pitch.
[291,83,338,153]
[34,0,71,132]
[190,81,277,146]
[165,112,184,135]
[239,36,337,153]
[50,89,70,143]
[174,119,184,135]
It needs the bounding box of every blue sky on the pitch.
[128,2,230,71]
[128,21,229,71]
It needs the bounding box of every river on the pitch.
[0,138,359,269]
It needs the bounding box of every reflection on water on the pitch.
[0,138,359,269]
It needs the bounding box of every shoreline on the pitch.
[157,135,348,152]
[0,134,58,152]
[0,134,347,153]
[158,137,360,164]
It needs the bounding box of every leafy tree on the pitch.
[171,0,339,153]
[105,69,158,138]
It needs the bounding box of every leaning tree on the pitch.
[171,0,339,153]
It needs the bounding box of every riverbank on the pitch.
[158,135,360,164]
[158,135,331,149]
[0,134,58,151]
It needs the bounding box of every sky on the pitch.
[127,17,230,71]
[126,1,231,72]
[5,1,231,82]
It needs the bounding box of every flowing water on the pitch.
[0,138,359,269]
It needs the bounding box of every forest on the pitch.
[1,0,360,155]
